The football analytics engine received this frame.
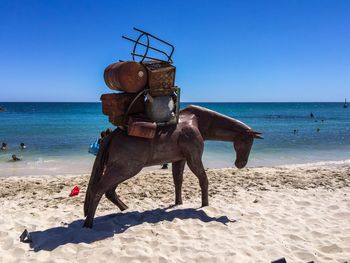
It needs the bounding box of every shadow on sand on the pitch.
[29,206,235,252]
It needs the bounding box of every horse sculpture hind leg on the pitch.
[172,160,186,205]
[83,174,113,228]
[84,164,142,228]
[105,186,128,211]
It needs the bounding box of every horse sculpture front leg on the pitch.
[179,126,209,207]
[172,160,186,205]
[186,158,209,207]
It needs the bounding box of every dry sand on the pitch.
[0,164,350,262]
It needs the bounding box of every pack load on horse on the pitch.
[101,27,180,139]
[83,28,262,228]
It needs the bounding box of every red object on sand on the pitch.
[69,186,80,197]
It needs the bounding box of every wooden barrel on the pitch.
[104,61,148,93]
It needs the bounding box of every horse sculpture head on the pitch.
[233,130,263,169]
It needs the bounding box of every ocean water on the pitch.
[0,102,349,176]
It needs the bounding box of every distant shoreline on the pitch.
[1,158,349,178]
[0,101,348,103]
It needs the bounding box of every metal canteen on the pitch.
[145,94,175,122]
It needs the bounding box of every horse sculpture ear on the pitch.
[252,131,263,139]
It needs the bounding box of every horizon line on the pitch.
[0,101,347,103]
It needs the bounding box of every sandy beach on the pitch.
[0,163,349,262]
[2,0,350,262]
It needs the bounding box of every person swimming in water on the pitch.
[20,143,27,149]
[12,154,21,161]
[310,112,315,118]
[1,142,7,150]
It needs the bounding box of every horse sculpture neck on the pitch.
[182,105,253,141]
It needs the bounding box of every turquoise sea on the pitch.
[0,102,349,176]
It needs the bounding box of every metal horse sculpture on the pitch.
[83,105,262,228]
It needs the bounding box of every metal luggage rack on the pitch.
[122,27,175,63]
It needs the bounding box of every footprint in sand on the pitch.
[310,230,328,238]
[333,211,350,217]
[327,205,339,210]
[293,251,315,261]
[0,237,13,250]
[320,244,343,253]
[0,231,8,238]
[287,234,305,241]
[12,248,25,258]
[294,200,311,206]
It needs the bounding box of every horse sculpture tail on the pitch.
[84,133,113,217]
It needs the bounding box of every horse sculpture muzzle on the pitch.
[235,159,248,169]
[234,130,263,169]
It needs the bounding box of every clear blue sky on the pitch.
[0,0,349,102]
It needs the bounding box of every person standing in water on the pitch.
[1,142,7,150]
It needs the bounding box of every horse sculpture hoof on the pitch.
[175,198,183,205]
[119,204,128,211]
[83,220,93,228]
